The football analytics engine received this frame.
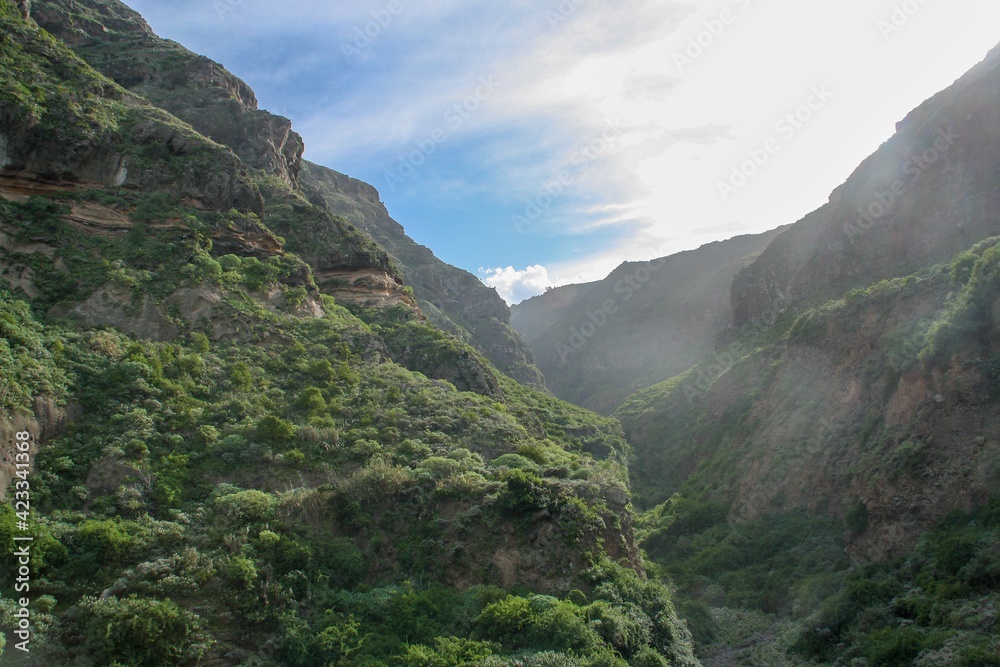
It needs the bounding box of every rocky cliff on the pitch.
[33,0,305,190]
[1,0,413,311]
[732,43,1000,327]
[617,42,1000,562]
[301,161,546,386]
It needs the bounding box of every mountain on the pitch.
[0,2,698,665]
[731,43,1000,327]
[613,43,1000,664]
[299,162,545,387]
[511,229,786,414]
[26,0,546,386]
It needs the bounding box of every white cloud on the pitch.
[479,265,557,305]
[124,0,1000,291]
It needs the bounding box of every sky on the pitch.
[121,0,1000,304]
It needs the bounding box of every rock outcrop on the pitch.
[301,161,545,386]
[33,0,305,189]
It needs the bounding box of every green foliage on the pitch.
[923,239,1000,362]
[795,496,1000,663]
[0,7,701,666]
[0,287,68,413]
[396,637,499,666]
[256,414,297,444]
[640,497,848,617]
[845,498,870,535]
[64,596,210,666]
[74,519,139,565]
[214,489,277,522]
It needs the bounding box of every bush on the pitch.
[478,596,536,647]
[214,489,277,522]
[66,596,210,667]
[395,637,498,666]
[74,520,138,565]
[256,415,297,444]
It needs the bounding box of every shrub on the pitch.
[478,596,536,646]
[395,637,498,666]
[66,596,210,667]
[74,520,138,565]
[256,415,297,444]
[214,489,277,522]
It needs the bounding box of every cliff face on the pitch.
[33,0,305,190]
[0,9,265,214]
[301,161,546,386]
[511,229,787,414]
[617,42,1000,561]
[732,43,1000,327]
[1,0,414,312]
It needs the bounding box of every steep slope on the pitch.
[26,0,412,311]
[615,44,1000,665]
[619,40,1000,557]
[0,3,700,665]
[33,0,304,190]
[612,42,1000,664]
[511,229,786,414]
[300,161,546,387]
[732,42,1000,327]
[31,0,545,387]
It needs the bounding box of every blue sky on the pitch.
[121,0,1000,303]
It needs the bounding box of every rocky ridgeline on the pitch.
[731,43,1000,327]
[301,162,545,386]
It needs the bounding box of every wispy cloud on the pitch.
[124,0,1000,303]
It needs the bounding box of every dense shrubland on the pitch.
[0,187,691,664]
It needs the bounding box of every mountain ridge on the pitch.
[511,227,787,413]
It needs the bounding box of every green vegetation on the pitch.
[639,496,848,642]
[0,171,684,664]
[618,238,1000,664]
[794,497,1000,665]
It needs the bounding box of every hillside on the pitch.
[614,42,1000,666]
[27,0,544,386]
[731,42,1000,327]
[0,2,698,665]
[511,229,786,414]
[299,162,545,387]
